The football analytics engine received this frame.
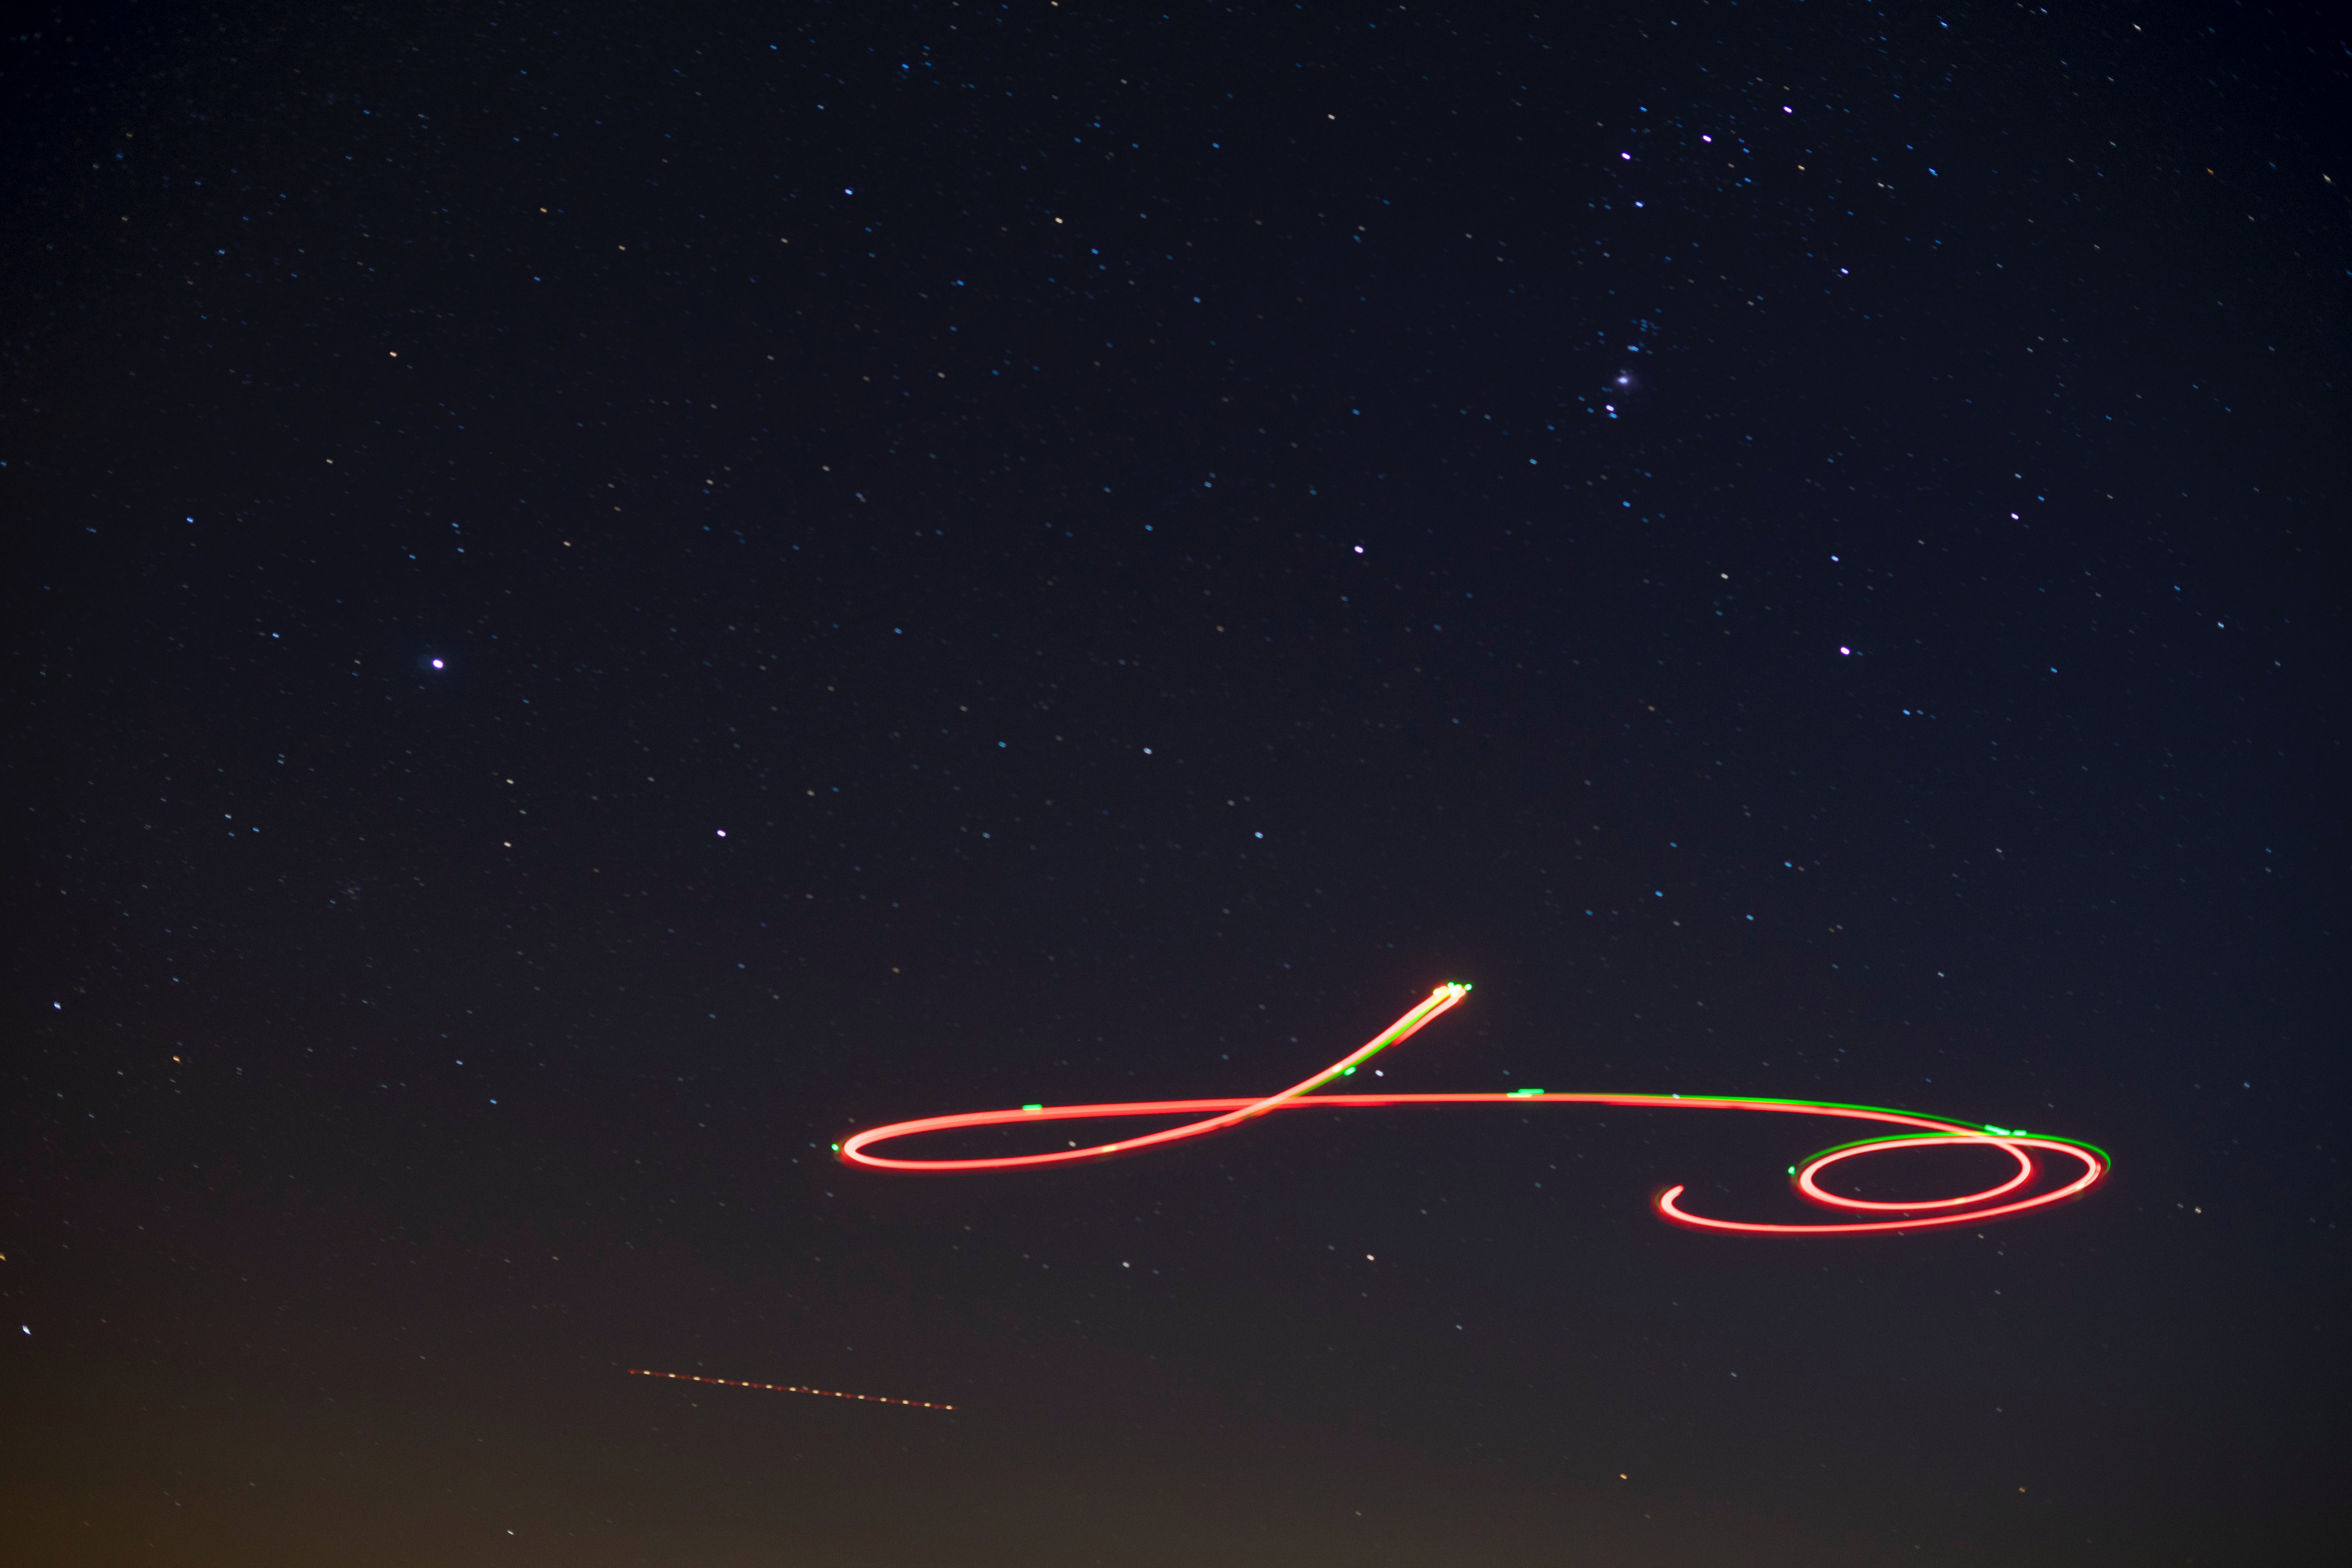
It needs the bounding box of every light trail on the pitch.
[626,1368,954,1410]
[837,984,2109,1234]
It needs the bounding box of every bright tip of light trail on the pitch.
[837,985,2109,1236]
[627,1369,953,1411]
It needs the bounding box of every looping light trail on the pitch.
[838,984,2110,1235]
[626,1368,954,1410]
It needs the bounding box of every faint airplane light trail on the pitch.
[626,1368,953,1410]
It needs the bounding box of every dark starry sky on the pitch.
[4,1,2346,1563]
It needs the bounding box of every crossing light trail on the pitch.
[837,984,2109,1235]
[626,1368,953,1410]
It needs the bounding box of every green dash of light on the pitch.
[1984,1124,2013,1136]
[1342,1067,1357,1076]
[1023,1103,1043,1111]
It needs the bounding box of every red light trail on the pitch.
[626,1368,954,1410]
[838,984,2109,1234]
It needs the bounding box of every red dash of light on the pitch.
[626,1368,953,1411]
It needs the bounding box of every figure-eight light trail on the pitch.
[838,984,2109,1234]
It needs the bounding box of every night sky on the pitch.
[5,1,2347,1563]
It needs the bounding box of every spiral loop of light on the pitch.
[838,985,2109,1235]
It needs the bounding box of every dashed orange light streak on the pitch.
[626,1368,953,1410]
[837,984,2111,1235]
